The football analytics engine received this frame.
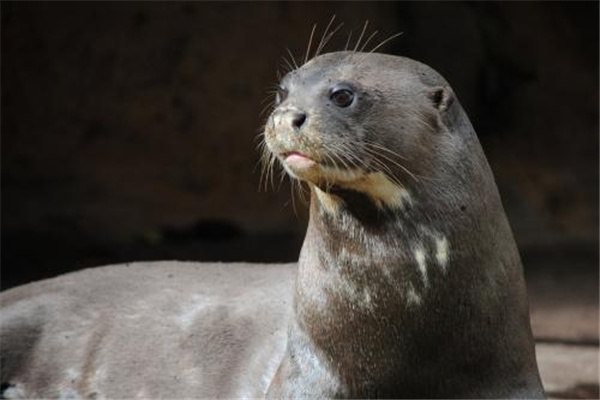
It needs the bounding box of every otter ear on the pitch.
[429,86,454,113]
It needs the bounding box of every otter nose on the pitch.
[274,109,308,131]
[291,112,307,129]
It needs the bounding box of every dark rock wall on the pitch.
[2,2,598,288]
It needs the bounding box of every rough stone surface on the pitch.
[527,253,599,343]
[537,343,599,400]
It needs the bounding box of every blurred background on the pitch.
[1,2,598,397]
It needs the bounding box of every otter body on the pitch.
[1,262,294,398]
[1,52,545,398]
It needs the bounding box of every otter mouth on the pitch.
[281,151,318,170]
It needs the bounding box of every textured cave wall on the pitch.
[1,2,598,288]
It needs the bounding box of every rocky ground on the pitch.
[526,249,599,399]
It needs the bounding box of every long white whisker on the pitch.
[344,31,353,51]
[285,48,299,70]
[359,30,378,53]
[314,15,336,59]
[353,20,369,52]
[304,23,318,65]
[368,32,403,54]
[315,22,344,57]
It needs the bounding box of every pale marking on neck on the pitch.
[435,237,450,271]
[337,171,413,210]
[414,246,429,287]
[312,168,412,211]
[355,171,413,210]
[406,283,422,306]
[331,247,375,311]
[314,186,341,214]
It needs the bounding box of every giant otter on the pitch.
[0,49,545,398]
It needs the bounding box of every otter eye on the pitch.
[275,86,288,106]
[330,88,354,108]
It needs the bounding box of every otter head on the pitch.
[263,51,458,212]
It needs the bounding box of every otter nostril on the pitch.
[292,112,307,129]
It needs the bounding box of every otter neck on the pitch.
[290,184,447,395]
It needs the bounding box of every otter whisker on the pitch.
[288,177,309,216]
[361,141,408,160]
[288,178,298,217]
[350,145,406,188]
[314,15,336,59]
[280,57,294,75]
[405,108,437,132]
[327,141,363,171]
[335,140,365,167]
[366,156,406,188]
[258,143,272,192]
[285,48,299,70]
[319,145,344,171]
[315,22,344,58]
[277,168,287,190]
[255,134,266,148]
[344,31,353,51]
[327,146,353,173]
[368,32,403,54]
[264,152,275,192]
[339,141,399,183]
[359,30,379,53]
[362,145,414,175]
[260,94,276,105]
[259,101,275,118]
[258,143,273,192]
[353,20,369,52]
[304,23,318,65]
[362,145,420,183]
[269,151,280,191]
[297,178,309,204]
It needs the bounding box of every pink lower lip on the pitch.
[284,152,316,167]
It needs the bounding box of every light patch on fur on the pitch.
[318,164,364,182]
[311,167,412,211]
[413,247,428,286]
[326,247,375,312]
[314,186,341,215]
[406,284,422,306]
[2,384,25,399]
[342,172,413,210]
[435,237,450,271]
[361,287,375,312]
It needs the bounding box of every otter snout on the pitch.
[272,107,308,132]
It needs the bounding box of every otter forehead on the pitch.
[281,52,449,94]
